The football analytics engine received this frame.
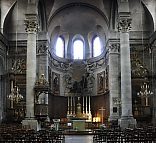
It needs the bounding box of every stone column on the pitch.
[22,15,39,130]
[108,44,120,121]
[118,13,136,129]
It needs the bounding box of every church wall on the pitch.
[0,33,7,123]
[91,94,109,121]
[48,93,109,122]
[48,94,67,119]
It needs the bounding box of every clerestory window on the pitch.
[93,36,102,57]
[55,37,64,58]
[73,39,84,59]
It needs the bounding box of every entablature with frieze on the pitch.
[48,51,108,73]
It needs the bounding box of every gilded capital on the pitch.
[24,19,38,33]
[118,18,132,32]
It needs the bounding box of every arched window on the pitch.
[73,39,84,59]
[55,37,64,58]
[93,36,102,57]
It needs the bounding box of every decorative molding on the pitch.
[12,58,26,74]
[131,53,148,78]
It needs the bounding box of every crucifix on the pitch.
[99,107,105,124]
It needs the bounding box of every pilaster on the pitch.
[108,44,120,121]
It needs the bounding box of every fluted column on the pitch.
[118,13,136,128]
[108,44,120,121]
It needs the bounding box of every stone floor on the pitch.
[65,135,93,143]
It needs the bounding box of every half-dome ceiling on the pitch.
[48,4,108,60]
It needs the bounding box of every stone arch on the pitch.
[50,26,61,55]
[141,0,156,31]
[87,25,106,58]
[141,1,154,32]
[3,1,16,36]
[96,25,106,50]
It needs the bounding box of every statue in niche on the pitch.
[97,71,106,93]
[63,73,73,94]
[80,75,87,89]
[87,73,94,87]
[53,73,60,95]
[99,75,104,90]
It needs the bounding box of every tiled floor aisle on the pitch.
[65,135,93,143]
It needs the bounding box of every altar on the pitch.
[69,97,89,131]
[72,119,86,131]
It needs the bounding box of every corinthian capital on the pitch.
[24,18,38,33]
[118,18,132,32]
[109,44,120,53]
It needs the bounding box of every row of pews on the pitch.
[93,126,156,143]
[0,123,65,143]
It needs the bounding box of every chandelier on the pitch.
[137,82,153,106]
[8,84,23,108]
